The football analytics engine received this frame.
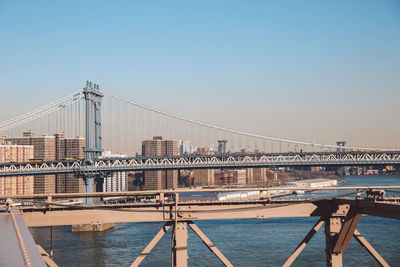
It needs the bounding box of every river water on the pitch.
[30,175,400,266]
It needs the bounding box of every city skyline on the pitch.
[0,1,399,148]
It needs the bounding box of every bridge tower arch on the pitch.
[83,81,103,161]
[82,81,103,196]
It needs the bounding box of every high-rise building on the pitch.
[178,140,194,154]
[5,131,56,194]
[100,151,128,192]
[142,136,179,190]
[54,133,85,193]
[4,131,85,194]
[0,142,34,195]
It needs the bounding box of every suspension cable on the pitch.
[101,90,398,151]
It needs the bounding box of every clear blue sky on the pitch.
[0,0,399,147]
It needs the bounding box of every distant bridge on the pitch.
[0,81,398,185]
[1,81,398,157]
[0,151,399,177]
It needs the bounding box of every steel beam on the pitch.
[353,229,389,267]
[334,199,400,220]
[131,222,172,267]
[324,217,343,267]
[283,218,324,267]
[333,209,361,253]
[2,187,400,201]
[21,203,320,227]
[188,222,233,267]
[3,186,400,200]
[171,222,188,267]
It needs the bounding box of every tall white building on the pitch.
[100,151,128,192]
[178,140,194,154]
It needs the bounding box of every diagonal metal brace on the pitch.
[333,209,361,253]
[188,221,233,267]
[131,221,173,267]
[282,218,324,267]
[353,229,389,267]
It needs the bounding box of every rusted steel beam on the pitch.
[22,203,320,227]
[333,209,361,253]
[353,229,389,267]
[37,245,58,267]
[22,208,165,227]
[334,199,400,220]
[282,218,324,267]
[172,222,188,267]
[188,222,233,267]
[131,222,172,267]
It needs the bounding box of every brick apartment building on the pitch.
[142,136,179,190]
[4,131,84,194]
[0,140,34,195]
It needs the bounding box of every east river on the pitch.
[30,175,400,266]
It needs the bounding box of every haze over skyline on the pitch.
[0,0,399,148]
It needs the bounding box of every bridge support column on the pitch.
[172,221,188,267]
[83,176,95,205]
[324,217,342,267]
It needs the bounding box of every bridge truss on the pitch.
[0,151,399,177]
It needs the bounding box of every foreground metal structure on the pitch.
[1,186,399,267]
[0,150,399,177]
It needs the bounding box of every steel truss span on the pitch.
[0,151,399,177]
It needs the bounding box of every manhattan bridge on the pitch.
[0,81,399,179]
[0,82,399,267]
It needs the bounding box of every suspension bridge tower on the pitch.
[83,81,103,195]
